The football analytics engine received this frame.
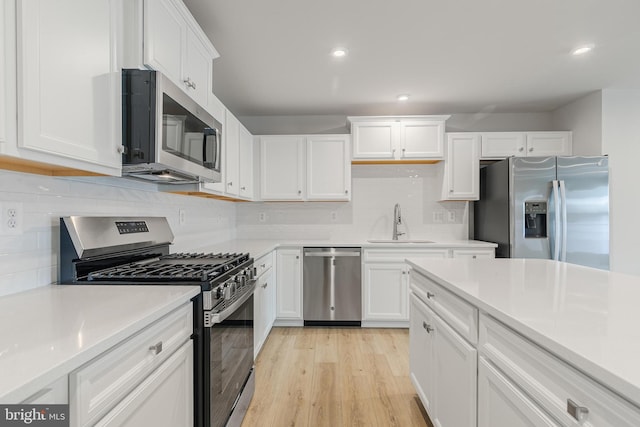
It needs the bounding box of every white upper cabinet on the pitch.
[238,124,254,199]
[137,0,217,109]
[0,1,14,154]
[480,131,572,159]
[349,116,449,161]
[259,134,351,201]
[306,135,351,201]
[224,111,240,197]
[441,133,480,200]
[260,136,305,201]
[9,0,122,176]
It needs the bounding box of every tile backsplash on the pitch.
[236,164,469,241]
[0,170,236,297]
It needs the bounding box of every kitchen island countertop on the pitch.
[407,257,640,408]
[0,284,200,403]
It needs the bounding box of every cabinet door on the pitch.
[224,111,240,196]
[526,132,572,156]
[306,135,351,200]
[238,124,254,199]
[478,358,559,427]
[143,0,184,85]
[400,120,444,159]
[254,267,274,357]
[276,249,302,319]
[183,26,211,108]
[17,0,121,175]
[409,294,435,415]
[0,0,15,152]
[363,263,408,321]
[260,136,305,200]
[351,121,396,159]
[95,341,193,427]
[443,133,479,200]
[432,307,477,427]
[480,133,526,158]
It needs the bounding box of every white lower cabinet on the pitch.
[275,248,302,323]
[21,375,68,404]
[254,251,275,357]
[478,358,559,427]
[364,263,409,321]
[451,248,495,259]
[70,303,193,427]
[95,341,193,427]
[363,248,448,326]
[409,292,477,427]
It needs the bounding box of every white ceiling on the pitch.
[183,0,640,117]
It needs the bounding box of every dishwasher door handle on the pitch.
[303,251,361,257]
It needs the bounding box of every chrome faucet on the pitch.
[392,203,405,240]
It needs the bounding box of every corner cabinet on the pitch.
[441,133,480,201]
[1,0,123,176]
[349,116,449,161]
[259,134,351,201]
[275,248,303,325]
[480,132,572,159]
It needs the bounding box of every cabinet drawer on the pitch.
[70,303,193,427]
[21,375,68,404]
[255,252,273,277]
[364,248,449,263]
[410,271,478,345]
[480,314,640,427]
[451,249,495,259]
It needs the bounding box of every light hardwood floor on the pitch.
[241,327,433,427]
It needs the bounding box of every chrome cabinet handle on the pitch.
[529,147,534,152]
[518,147,524,152]
[422,321,434,333]
[183,77,196,89]
[148,342,163,355]
[426,292,435,299]
[567,399,589,421]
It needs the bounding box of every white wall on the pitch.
[0,171,236,297]
[551,91,603,155]
[601,89,640,275]
[236,164,467,242]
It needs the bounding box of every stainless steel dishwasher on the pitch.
[303,247,362,326]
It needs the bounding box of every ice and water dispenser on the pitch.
[524,201,547,238]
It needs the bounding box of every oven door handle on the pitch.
[205,280,256,326]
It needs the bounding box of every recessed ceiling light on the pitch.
[331,48,348,58]
[397,94,410,102]
[572,45,594,56]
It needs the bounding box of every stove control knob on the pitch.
[215,286,224,299]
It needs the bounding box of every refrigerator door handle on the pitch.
[552,180,561,261]
[559,180,568,262]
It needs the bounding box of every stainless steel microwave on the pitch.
[122,69,222,184]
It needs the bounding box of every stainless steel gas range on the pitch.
[59,216,255,427]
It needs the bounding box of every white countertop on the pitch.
[0,285,200,402]
[192,239,497,260]
[406,258,640,408]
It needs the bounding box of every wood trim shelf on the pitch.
[351,160,441,165]
[0,156,105,176]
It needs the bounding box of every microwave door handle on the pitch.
[202,128,215,168]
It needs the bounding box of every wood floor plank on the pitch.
[241,327,431,427]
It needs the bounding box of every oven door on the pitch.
[207,290,255,427]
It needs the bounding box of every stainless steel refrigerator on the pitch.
[474,156,609,269]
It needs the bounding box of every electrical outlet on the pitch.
[179,209,186,226]
[447,211,456,223]
[258,212,266,223]
[330,211,337,222]
[433,211,444,223]
[0,202,23,235]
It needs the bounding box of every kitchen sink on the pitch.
[367,239,435,244]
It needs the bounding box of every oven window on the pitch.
[209,294,254,427]
[162,94,217,169]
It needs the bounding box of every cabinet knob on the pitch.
[296,255,299,259]
[183,77,196,89]
[529,147,534,152]
[426,292,435,299]
[117,145,125,154]
[298,190,302,195]
[518,147,524,152]
[422,321,434,333]
[148,342,163,355]
[449,189,454,193]
[472,255,477,259]
[567,399,589,421]
[241,186,246,190]
[228,181,233,186]
[260,263,266,268]
[345,190,348,194]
